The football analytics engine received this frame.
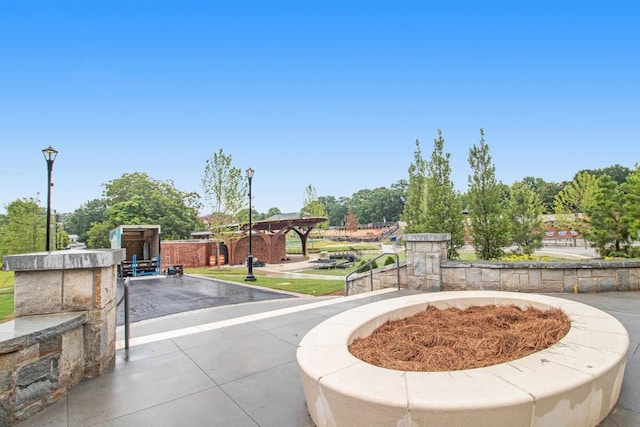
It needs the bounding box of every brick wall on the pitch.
[161,240,220,268]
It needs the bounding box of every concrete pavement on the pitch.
[17,285,640,427]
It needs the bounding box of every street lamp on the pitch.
[245,167,256,282]
[42,146,58,251]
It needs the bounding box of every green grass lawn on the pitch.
[286,240,380,254]
[0,270,15,322]
[299,253,406,277]
[186,267,345,295]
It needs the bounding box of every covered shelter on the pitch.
[226,213,327,265]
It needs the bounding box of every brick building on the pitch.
[160,214,327,268]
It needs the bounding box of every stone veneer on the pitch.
[1,249,124,424]
[441,259,640,293]
[345,234,640,294]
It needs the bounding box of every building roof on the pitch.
[252,213,327,231]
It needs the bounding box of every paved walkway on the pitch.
[18,288,640,427]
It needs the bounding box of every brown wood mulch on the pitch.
[348,304,570,372]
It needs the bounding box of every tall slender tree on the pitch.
[584,174,631,256]
[622,165,640,241]
[201,149,246,266]
[201,149,246,231]
[467,129,510,260]
[403,139,428,233]
[507,182,544,255]
[301,184,329,228]
[425,130,465,258]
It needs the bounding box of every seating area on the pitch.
[309,258,353,269]
[309,259,337,269]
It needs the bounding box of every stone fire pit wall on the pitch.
[1,249,124,424]
[297,291,629,427]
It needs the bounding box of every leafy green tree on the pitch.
[584,174,631,256]
[54,224,70,250]
[467,129,510,260]
[86,221,113,249]
[576,164,632,185]
[553,171,597,230]
[507,182,544,255]
[264,207,282,219]
[521,176,564,214]
[424,130,465,258]
[63,198,107,244]
[201,149,246,235]
[622,165,640,240]
[318,195,348,226]
[86,172,203,248]
[403,139,428,233]
[350,186,404,225]
[0,198,45,257]
[301,184,328,228]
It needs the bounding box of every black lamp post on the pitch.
[42,146,58,252]
[245,167,256,282]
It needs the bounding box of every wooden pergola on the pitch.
[226,213,327,264]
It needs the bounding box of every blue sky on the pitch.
[1,0,638,215]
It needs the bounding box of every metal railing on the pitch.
[344,252,401,296]
[116,277,130,351]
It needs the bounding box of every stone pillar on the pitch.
[404,233,449,291]
[3,249,125,378]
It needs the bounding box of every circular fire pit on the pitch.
[296,291,628,427]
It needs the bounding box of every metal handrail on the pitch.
[344,252,401,296]
[116,277,130,351]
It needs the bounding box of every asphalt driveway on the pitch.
[116,274,296,324]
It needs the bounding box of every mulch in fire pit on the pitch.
[348,304,571,372]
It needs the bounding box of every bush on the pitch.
[383,256,396,266]
[355,259,378,273]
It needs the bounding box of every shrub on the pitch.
[383,256,396,266]
[355,259,378,273]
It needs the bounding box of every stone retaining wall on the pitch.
[0,313,85,424]
[442,259,640,293]
[1,249,124,425]
[346,263,407,295]
[345,234,640,295]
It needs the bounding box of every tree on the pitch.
[584,174,631,256]
[301,184,328,228]
[86,221,113,249]
[201,149,246,233]
[403,139,428,233]
[424,130,465,258]
[576,164,631,185]
[507,182,544,255]
[86,172,203,248]
[553,171,597,230]
[0,198,45,257]
[318,195,348,227]
[264,207,282,219]
[467,129,510,260]
[63,198,107,244]
[622,165,640,241]
[521,176,564,214]
[345,210,358,232]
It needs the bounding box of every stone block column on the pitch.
[3,249,125,378]
[404,233,449,291]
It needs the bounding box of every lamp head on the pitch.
[246,167,254,179]
[42,146,58,163]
